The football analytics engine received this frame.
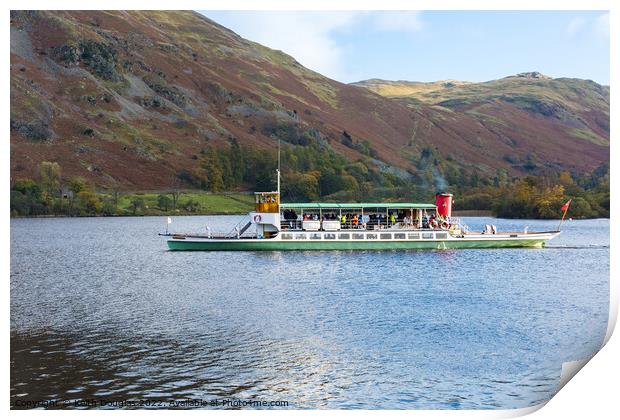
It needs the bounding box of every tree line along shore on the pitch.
[10,154,609,219]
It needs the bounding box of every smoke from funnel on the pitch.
[431,166,447,192]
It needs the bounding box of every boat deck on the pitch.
[165,228,559,241]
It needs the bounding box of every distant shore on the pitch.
[11,186,608,220]
[452,210,494,217]
[14,198,496,218]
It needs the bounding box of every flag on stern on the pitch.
[561,200,572,212]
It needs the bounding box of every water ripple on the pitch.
[10,216,609,409]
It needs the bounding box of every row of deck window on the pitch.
[279,232,449,240]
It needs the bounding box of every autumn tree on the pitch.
[39,161,61,194]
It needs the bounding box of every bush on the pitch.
[182,199,200,212]
[457,193,493,210]
[10,179,47,216]
[157,194,173,211]
[130,197,145,215]
[282,172,319,201]
[68,176,92,194]
[261,121,315,146]
[101,201,118,216]
[76,190,102,214]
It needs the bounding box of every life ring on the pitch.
[440,221,449,230]
[253,214,262,223]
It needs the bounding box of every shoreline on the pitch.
[9,211,246,219]
[452,210,494,217]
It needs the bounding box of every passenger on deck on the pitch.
[389,213,396,227]
[352,215,359,228]
[341,214,347,227]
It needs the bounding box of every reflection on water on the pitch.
[10,216,609,409]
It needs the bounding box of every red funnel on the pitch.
[435,193,453,219]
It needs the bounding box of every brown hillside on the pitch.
[10,11,609,190]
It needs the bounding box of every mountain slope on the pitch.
[10,11,609,191]
[353,73,610,165]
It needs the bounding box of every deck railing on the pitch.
[279,216,472,232]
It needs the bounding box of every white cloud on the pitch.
[202,11,424,81]
[369,11,423,32]
[566,13,609,40]
[594,12,610,39]
[206,12,359,81]
[566,17,585,36]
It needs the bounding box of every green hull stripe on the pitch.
[167,239,546,251]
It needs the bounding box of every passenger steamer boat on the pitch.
[162,172,560,251]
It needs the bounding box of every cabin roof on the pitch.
[281,202,436,210]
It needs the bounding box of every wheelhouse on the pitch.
[255,191,280,213]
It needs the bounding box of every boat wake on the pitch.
[546,245,609,249]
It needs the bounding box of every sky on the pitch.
[199,10,610,85]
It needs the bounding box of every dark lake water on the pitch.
[10,216,609,409]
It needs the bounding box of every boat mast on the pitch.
[277,138,281,214]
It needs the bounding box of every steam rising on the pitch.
[432,166,448,192]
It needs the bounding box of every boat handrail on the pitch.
[225,215,254,238]
[448,217,470,233]
[280,215,467,232]
[279,224,462,232]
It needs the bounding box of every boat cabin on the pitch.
[279,202,439,232]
